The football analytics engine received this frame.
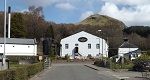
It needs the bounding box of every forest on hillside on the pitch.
[123,26,150,51]
[0,6,149,56]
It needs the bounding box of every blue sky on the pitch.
[0,0,150,26]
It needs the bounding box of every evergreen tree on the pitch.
[11,13,26,38]
[45,24,54,38]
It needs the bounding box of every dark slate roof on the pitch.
[0,38,36,45]
[120,42,138,48]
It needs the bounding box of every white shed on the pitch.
[60,31,108,59]
[0,38,37,56]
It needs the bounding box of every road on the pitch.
[31,63,118,80]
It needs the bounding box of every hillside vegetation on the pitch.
[80,14,126,29]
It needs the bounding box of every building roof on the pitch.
[120,42,138,48]
[61,31,100,40]
[0,38,36,45]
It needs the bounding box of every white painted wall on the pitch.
[60,31,108,58]
[118,48,138,56]
[0,44,37,56]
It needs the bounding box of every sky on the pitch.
[0,0,150,26]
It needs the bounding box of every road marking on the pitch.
[113,75,129,79]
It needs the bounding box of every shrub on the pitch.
[94,58,134,70]
[12,67,28,80]
[65,54,70,60]
[133,60,150,72]
[94,60,104,67]
[133,54,150,71]
[87,54,93,59]
[26,62,43,77]
[0,62,44,80]
[0,69,13,80]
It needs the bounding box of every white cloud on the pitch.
[25,0,57,7]
[102,0,150,6]
[22,0,150,26]
[99,2,150,26]
[80,11,94,21]
[20,9,29,13]
[55,3,76,11]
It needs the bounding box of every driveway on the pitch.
[30,63,118,80]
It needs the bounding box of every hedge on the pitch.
[94,59,133,70]
[0,62,43,80]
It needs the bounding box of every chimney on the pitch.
[123,38,128,42]
[8,6,11,38]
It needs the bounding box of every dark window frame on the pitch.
[88,44,91,49]
[96,44,100,49]
[65,44,69,49]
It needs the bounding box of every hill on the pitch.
[79,14,126,29]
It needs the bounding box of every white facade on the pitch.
[118,48,138,57]
[117,41,141,61]
[0,44,37,56]
[0,38,37,56]
[60,31,108,59]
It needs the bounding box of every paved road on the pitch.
[31,63,117,80]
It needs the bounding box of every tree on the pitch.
[23,6,49,40]
[11,13,26,38]
[45,24,54,38]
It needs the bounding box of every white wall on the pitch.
[60,31,109,58]
[118,48,138,56]
[0,44,37,56]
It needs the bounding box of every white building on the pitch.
[117,39,141,61]
[60,31,109,59]
[0,38,37,56]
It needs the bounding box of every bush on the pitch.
[12,67,28,80]
[0,69,13,80]
[26,62,43,77]
[0,62,44,80]
[94,58,134,70]
[132,54,150,72]
[87,54,93,59]
[94,59,106,67]
[65,54,70,61]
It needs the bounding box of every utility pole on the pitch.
[2,0,7,70]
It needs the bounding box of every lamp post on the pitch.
[98,30,103,59]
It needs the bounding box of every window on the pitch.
[88,44,91,49]
[65,44,69,49]
[0,45,2,47]
[96,44,100,49]
[132,54,136,57]
[75,44,78,46]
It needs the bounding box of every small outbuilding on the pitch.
[60,31,109,59]
[0,38,37,56]
[117,39,141,61]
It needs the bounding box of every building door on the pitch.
[74,47,78,56]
